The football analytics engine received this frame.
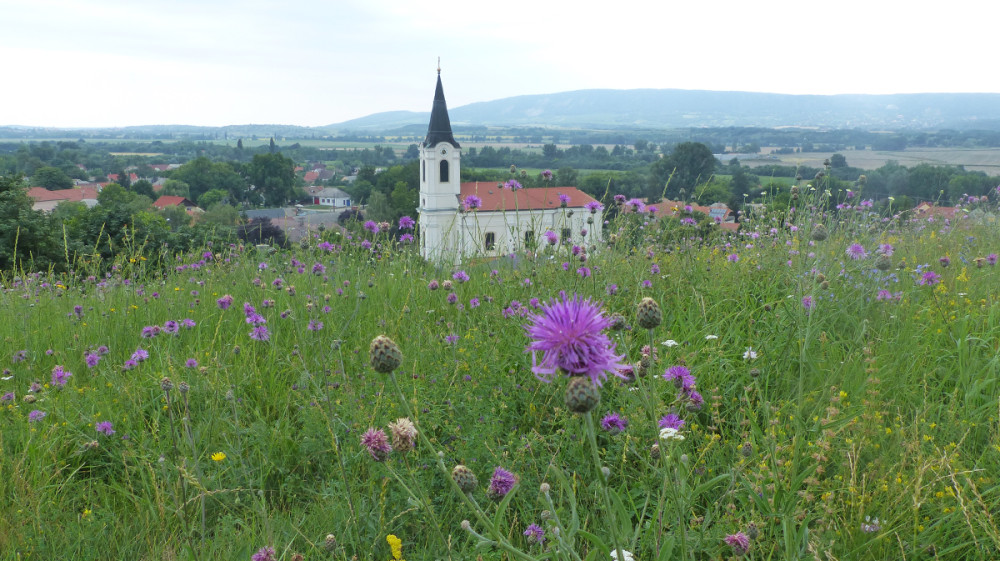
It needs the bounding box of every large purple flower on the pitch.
[524,292,626,386]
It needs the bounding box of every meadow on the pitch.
[3,189,1000,560]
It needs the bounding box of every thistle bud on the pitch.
[564,377,600,413]
[636,297,662,330]
[369,335,402,374]
[810,224,829,242]
[452,465,478,493]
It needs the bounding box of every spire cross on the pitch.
[437,57,441,74]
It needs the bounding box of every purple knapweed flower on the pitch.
[307,320,323,332]
[600,412,628,434]
[453,270,470,283]
[251,547,276,561]
[846,243,867,260]
[360,427,392,461]
[398,216,415,230]
[217,295,234,310]
[585,200,604,213]
[464,194,482,211]
[96,421,115,436]
[541,169,553,181]
[503,179,522,191]
[663,365,695,391]
[28,409,47,422]
[524,523,546,545]
[724,532,750,556]
[163,320,180,334]
[919,271,941,286]
[659,413,685,430]
[185,358,198,368]
[524,292,626,387]
[51,365,72,387]
[249,326,271,341]
[85,353,100,368]
[488,467,516,499]
[363,220,380,234]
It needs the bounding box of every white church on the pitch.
[417,71,604,263]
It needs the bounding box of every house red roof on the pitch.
[913,202,958,220]
[27,186,100,203]
[460,183,599,212]
[303,171,320,184]
[153,195,197,209]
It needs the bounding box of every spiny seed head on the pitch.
[636,297,662,330]
[810,224,829,241]
[564,377,600,413]
[160,377,173,392]
[324,534,338,552]
[874,254,892,271]
[608,313,626,331]
[369,335,402,373]
[178,381,189,394]
[820,281,830,290]
[650,443,660,459]
[452,465,478,493]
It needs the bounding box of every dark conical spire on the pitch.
[423,71,460,148]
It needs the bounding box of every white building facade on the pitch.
[417,72,603,263]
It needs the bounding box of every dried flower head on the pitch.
[388,418,417,453]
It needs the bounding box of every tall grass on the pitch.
[2,188,1000,560]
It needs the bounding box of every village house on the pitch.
[312,187,352,208]
[26,186,101,213]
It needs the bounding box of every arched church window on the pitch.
[422,161,425,181]
[440,160,449,182]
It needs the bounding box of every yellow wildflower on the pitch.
[386,534,404,561]
[211,452,226,462]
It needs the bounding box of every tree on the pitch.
[130,179,156,199]
[650,142,717,201]
[830,153,848,168]
[542,144,559,159]
[160,179,191,198]
[32,166,73,190]
[160,204,192,230]
[247,153,297,207]
[200,202,240,227]
[238,217,287,247]
[365,191,393,222]
[556,167,578,186]
[269,137,276,153]
[198,188,229,209]
[0,174,60,270]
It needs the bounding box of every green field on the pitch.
[3,192,1000,560]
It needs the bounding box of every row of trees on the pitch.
[0,175,288,273]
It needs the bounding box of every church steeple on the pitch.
[423,69,459,148]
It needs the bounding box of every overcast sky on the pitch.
[2,0,998,128]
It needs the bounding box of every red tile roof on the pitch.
[27,186,99,202]
[460,183,598,212]
[153,195,196,209]
[303,171,320,184]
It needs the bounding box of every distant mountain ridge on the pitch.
[327,89,1000,132]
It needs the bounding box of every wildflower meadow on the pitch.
[4,185,1000,560]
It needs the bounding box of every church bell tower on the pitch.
[418,64,462,261]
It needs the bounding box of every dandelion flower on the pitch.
[211,452,226,462]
